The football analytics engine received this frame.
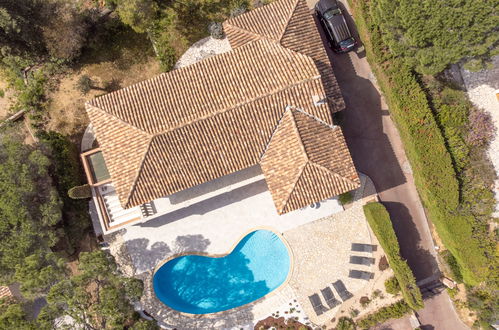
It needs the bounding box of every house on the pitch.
[81,0,360,232]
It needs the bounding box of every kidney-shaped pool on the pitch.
[153,230,290,314]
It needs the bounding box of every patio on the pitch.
[102,172,385,329]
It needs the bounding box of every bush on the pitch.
[363,203,423,310]
[385,276,401,295]
[76,75,93,95]
[38,131,91,253]
[378,255,389,271]
[348,0,489,285]
[339,191,353,205]
[336,317,356,330]
[208,22,225,39]
[68,184,92,199]
[357,301,411,329]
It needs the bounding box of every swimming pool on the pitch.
[153,230,290,314]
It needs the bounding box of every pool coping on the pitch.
[148,226,296,319]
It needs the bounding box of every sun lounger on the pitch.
[349,269,375,280]
[332,280,353,301]
[351,243,377,253]
[350,255,375,265]
[320,287,341,309]
[308,293,328,316]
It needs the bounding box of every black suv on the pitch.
[315,0,356,53]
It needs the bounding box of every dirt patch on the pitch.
[451,284,477,327]
[46,56,160,137]
[0,79,16,120]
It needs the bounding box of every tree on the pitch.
[115,0,159,33]
[14,252,66,298]
[0,0,46,59]
[40,2,89,61]
[0,132,63,283]
[371,0,499,74]
[0,299,37,329]
[43,250,148,329]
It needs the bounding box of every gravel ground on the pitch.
[174,36,231,69]
[461,56,499,217]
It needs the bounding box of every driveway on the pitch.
[309,0,468,328]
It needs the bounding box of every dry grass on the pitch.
[0,79,16,120]
[46,21,161,139]
[45,57,160,137]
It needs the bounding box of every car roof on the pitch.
[315,0,339,14]
[326,15,352,42]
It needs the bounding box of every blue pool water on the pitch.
[153,230,290,314]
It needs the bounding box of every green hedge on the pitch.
[349,0,488,285]
[363,203,423,310]
[357,300,411,329]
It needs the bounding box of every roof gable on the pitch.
[86,105,152,205]
[261,108,359,214]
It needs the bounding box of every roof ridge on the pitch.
[291,106,339,130]
[259,106,290,160]
[268,107,309,214]
[278,159,308,214]
[156,71,321,136]
[278,0,302,43]
[123,136,154,207]
[309,161,360,186]
[288,107,309,161]
[223,22,266,41]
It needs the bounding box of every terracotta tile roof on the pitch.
[261,108,359,214]
[0,286,12,299]
[85,0,358,214]
[224,0,345,112]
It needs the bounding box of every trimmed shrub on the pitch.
[385,276,401,295]
[336,317,356,330]
[363,202,423,310]
[440,250,463,283]
[339,191,353,205]
[357,301,411,329]
[348,0,489,285]
[68,184,92,199]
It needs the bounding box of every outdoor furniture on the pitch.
[320,287,341,309]
[349,270,375,280]
[351,243,377,253]
[350,255,375,265]
[308,293,328,316]
[332,280,353,301]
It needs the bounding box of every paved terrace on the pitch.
[104,173,384,329]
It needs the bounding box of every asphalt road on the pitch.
[312,1,469,328]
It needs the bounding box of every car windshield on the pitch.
[323,8,341,19]
[339,37,355,47]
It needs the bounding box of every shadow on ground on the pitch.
[125,234,211,274]
[313,16,406,195]
[383,202,439,281]
[137,179,268,228]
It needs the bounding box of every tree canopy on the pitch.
[0,0,90,62]
[0,132,63,284]
[371,0,499,74]
[41,250,148,329]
